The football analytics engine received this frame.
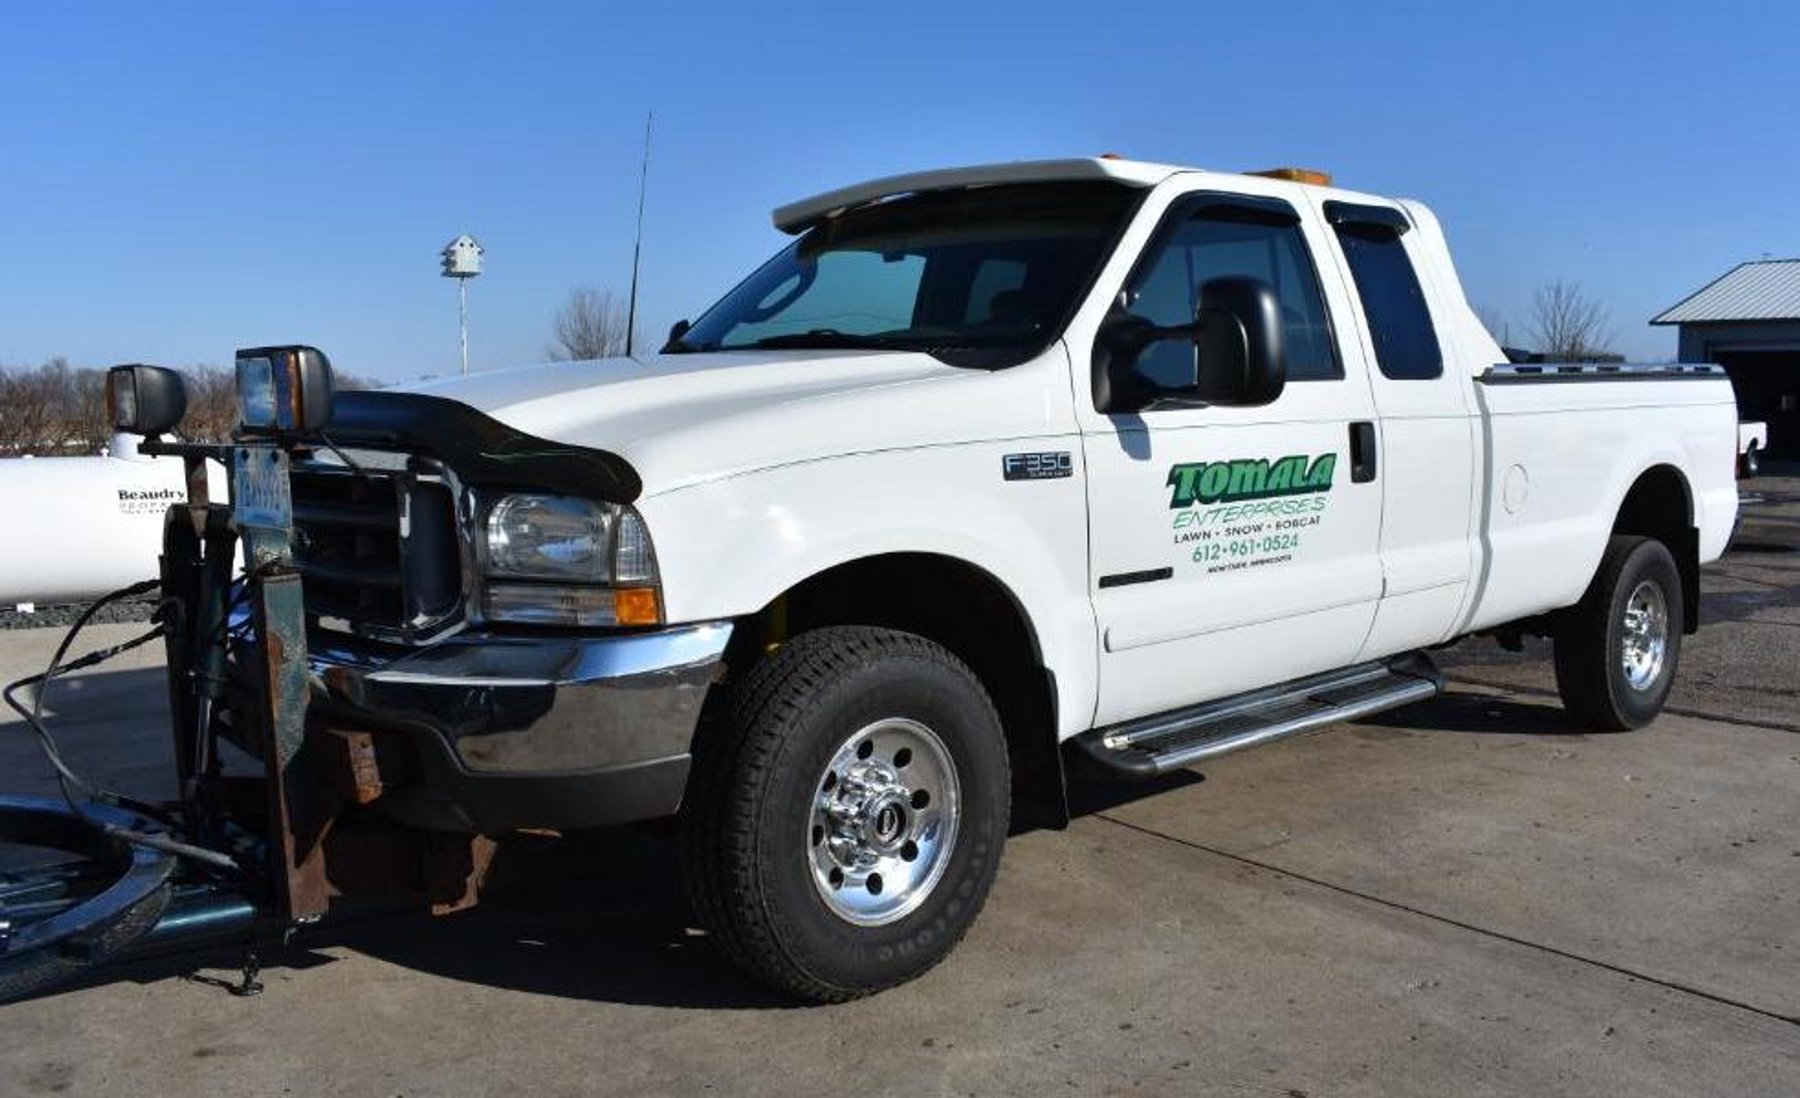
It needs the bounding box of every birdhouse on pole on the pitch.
[441,234,484,278]
[442,234,483,375]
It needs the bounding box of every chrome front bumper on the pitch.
[306,622,733,831]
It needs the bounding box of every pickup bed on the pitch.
[288,158,1738,1000]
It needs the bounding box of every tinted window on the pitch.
[1124,203,1340,389]
[1333,223,1442,380]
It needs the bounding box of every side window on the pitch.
[1123,200,1341,389]
[1329,209,1443,381]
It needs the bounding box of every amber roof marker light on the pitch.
[1249,167,1334,186]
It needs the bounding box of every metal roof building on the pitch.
[1653,259,1800,325]
[1653,259,1800,458]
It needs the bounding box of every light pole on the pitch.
[440,234,484,375]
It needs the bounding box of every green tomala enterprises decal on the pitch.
[1166,453,1338,575]
[1166,453,1337,509]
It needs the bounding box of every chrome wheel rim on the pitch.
[807,717,960,927]
[1621,580,1669,691]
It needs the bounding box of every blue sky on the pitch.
[3,1,1796,380]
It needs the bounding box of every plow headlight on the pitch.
[106,365,188,437]
[235,345,335,433]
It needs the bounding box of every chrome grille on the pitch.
[289,461,462,641]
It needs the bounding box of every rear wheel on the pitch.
[681,626,1009,1001]
[1553,535,1683,730]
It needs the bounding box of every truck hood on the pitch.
[396,350,1065,497]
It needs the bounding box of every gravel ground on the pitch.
[0,596,159,631]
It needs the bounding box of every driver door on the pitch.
[1077,188,1385,726]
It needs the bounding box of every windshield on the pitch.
[672,181,1142,368]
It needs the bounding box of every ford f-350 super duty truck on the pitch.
[19,157,1735,1004]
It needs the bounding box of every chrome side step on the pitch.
[1074,654,1442,777]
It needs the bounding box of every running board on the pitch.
[1074,655,1443,777]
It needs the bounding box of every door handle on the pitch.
[1349,421,1377,483]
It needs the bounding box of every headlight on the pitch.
[479,493,661,626]
[484,495,612,581]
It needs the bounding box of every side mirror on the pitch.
[1192,276,1285,407]
[107,365,188,436]
[1094,276,1286,414]
[235,345,335,433]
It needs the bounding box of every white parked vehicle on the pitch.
[272,158,1739,999]
[1739,420,1768,477]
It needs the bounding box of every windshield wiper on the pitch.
[747,329,899,351]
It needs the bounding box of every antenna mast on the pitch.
[625,111,652,357]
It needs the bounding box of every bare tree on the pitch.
[64,362,112,454]
[547,287,629,361]
[0,359,378,453]
[178,367,242,443]
[0,364,60,456]
[1528,280,1614,362]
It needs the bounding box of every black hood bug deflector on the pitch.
[323,390,642,503]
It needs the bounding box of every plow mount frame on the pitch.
[1,434,488,1003]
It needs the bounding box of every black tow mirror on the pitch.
[1093,276,1286,413]
[107,365,188,436]
[1192,276,1285,406]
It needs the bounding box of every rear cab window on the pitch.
[1325,202,1442,381]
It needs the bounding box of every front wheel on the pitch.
[1553,535,1683,730]
[681,626,1010,1001]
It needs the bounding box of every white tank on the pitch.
[0,435,225,606]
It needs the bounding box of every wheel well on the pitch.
[725,553,1067,830]
[1611,464,1700,633]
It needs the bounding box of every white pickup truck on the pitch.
[294,158,1738,1001]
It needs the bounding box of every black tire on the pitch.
[1553,535,1683,731]
[681,626,1010,1002]
[1741,442,1761,480]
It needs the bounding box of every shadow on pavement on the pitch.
[1062,763,1204,820]
[322,826,796,1010]
[77,824,798,1011]
[1356,689,1590,737]
[56,766,1210,1010]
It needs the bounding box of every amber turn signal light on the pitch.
[613,587,662,626]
